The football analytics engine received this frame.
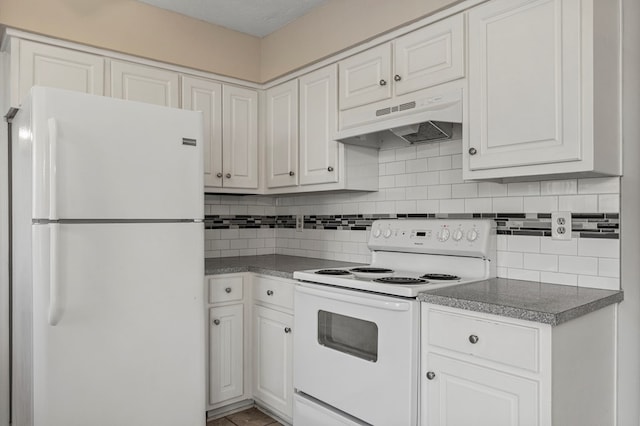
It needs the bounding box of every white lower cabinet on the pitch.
[421,304,617,426]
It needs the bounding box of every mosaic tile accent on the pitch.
[205,213,619,239]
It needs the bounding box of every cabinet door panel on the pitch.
[299,65,339,186]
[339,43,392,110]
[15,39,104,106]
[468,0,582,170]
[182,76,223,188]
[222,86,259,189]
[423,354,539,426]
[394,14,464,96]
[266,80,298,188]
[209,304,244,405]
[110,60,179,107]
[253,305,293,419]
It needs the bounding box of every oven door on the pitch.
[294,282,419,426]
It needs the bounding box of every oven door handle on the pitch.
[296,284,411,312]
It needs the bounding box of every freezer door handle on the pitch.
[48,223,63,325]
[48,118,58,220]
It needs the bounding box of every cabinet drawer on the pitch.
[253,275,294,310]
[207,275,244,304]
[426,308,539,372]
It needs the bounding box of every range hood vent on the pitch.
[389,121,453,144]
[336,87,462,149]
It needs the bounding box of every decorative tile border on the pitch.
[205,213,619,239]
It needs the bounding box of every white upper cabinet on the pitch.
[223,85,259,189]
[299,65,339,186]
[465,0,621,180]
[266,80,299,188]
[11,39,104,107]
[338,14,464,111]
[182,76,223,189]
[110,60,179,107]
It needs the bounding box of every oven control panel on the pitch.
[368,219,494,257]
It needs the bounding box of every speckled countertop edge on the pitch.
[418,278,624,326]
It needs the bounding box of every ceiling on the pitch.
[137,0,329,37]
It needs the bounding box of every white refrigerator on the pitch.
[11,87,206,426]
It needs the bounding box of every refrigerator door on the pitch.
[26,86,203,220]
[29,222,205,426]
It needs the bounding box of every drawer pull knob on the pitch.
[468,147,477,155]
[327,166,334,172]
[289,171,295,176]
[267,290,274,296]
[379,79,387,86]
[216,172,223,178]
[284,327,292,333]
[426,371,436,380]
[225,173,232,179]
[394,74,402,82]
[469,335,479,344]
[225,287,232,293]
[213,319,220,326]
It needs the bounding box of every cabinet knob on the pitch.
[267,290,274,296]
[216,172,223,178]
[327,166,334,172]
[225,287,232,293]
[213,319,220,326]
[289,171,295,176]
[394,74,402,82]
[468,147,477,155]
[379,79,387,86]
[426,371,436,380]
[225,173,232,179]
[469,334,479,344]
[284,327,292,334]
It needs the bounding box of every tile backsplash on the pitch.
[204,138,621,291]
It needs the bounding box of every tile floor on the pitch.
[207,407,282,426]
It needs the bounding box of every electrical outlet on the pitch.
[296,214,304,232]
[551,212,572,240]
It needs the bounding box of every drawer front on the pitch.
[253,275,294,310]
[207,275,244,304]
[426,308,539,372]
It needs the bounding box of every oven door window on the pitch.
[317,310,378,362]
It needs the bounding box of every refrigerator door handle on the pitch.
[48,117,58,220]
[48,223,63,325]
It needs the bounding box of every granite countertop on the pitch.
[418,277,624,326]
[205,254,364,279]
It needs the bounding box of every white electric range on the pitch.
[292,219,496,426]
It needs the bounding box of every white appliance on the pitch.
[10,87,205,426]
[293,219,495,426]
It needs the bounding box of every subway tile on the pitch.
[416,199,440,213]
[497,234,508,251]
[406,158,429,173]
[439,199,465,213]
[507,268,540,282]
[358,202,377,214]
[497,251,523,268]
[540,179,578,195]
[508,182,541,196]
[395,174,417,187]
[427,156,452,171]
[599,194,620,213]
[396,200,418,213]
[540,238,578,256]
[428,184,452,199]
[375,201,397,213]
[439,140,463,155]
[385,161,407,175]
[523,196,558,213]
[540,271,578,286]
[210,205,231,215]
[384,188,406,201]
[578,177,620,194]
[439,169,463,184]
[378,148,396,163]
[451,183,478,198]
[256,248,275,255]
[492,197,524,212]
[578,275,620,290]
[578,238,620,258]
[210,240,231,250]
[230,239,249,249]
[507,235,540,253]
[395,146,417,161]
[220,229,240,239]
[598,258,620,278]
[524,253,558,272]
[416,143,440,158]
[220,249,240,257]
[416,171,440,185]
[496,266,508,278]
[465,198,492,213]
[451,154,462,169]
[379,175,396,188]
[558,195,598,212]
[478,182,507,197]
[558,255,598,275]
[238,229,258,239]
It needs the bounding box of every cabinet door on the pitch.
[14,39,104,106]
[467,0,582,171]
[110,60,179,107]
[253,305,293,419]
[338,43,392,110]
[209,304,244,406]
[299,65,339,186]
[222,85,259,189]
[182,76,223,189]
[393,14,464,96]
[422,354,538,426]
[266,80,298,188]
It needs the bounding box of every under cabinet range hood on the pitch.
[335,87,462,148]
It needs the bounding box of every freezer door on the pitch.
[26,86,203,220]
[29,223,205,426]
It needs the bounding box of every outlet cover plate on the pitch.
[551,211,572,240]
[296,214,304,232]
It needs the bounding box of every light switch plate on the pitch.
[551,212,572,240]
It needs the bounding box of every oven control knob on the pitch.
[373,228,382,238]
[452,229,464,241]
[438,228,450,242]
[383,228,392,238]
[466,229,479,242]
